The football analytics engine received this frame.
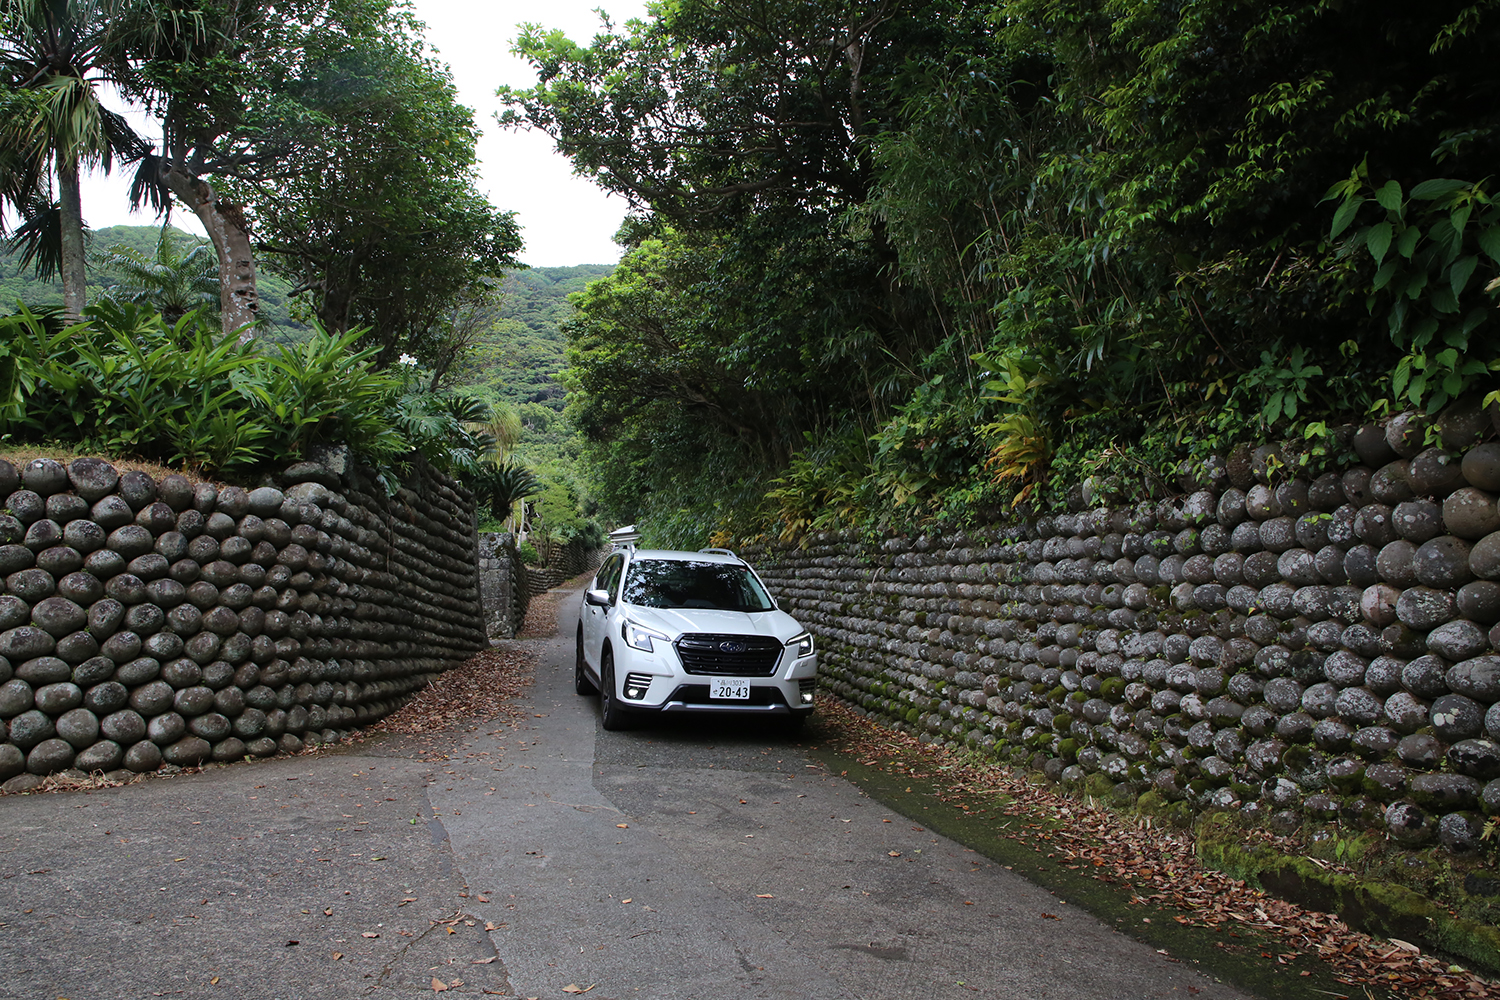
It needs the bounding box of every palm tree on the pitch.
[95,227,219,325]
[475,462,542,528]
[0,0,154,321]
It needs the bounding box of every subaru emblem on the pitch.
[719,640,747,654]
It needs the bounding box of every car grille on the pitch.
[666,684,791,707]
[674,633,784,676]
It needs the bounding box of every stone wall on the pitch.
[522,539,606,595]
[0,453,485,789]
[742,420,1500,855]
[477,532,530,639]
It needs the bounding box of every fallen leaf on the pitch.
[286,940,299,947]
[323,908,333,916]
[485,921,501,931]
[332,952,343,961]
[755,894,774,899]
[616,824,628,829]
[561,986,594,995]
[432,978,448,992]
[446,926,455,934]
[620,898,632,904]
[888,851,901,857]
[209,977,219,985]
[362,932,379,939]
[1041,913,1058,920]
[472,957,499,965]
[371,856,387,861]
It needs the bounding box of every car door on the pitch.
[582,553,623,672]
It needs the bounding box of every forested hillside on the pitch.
[502,0,1500,547]
[454,265,614,536]
[0,225,307,338]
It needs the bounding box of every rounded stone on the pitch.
[1432,694,1485,741]
[1359,584,1401,627]
[64,457,119,501]
[1415,535,1474,588]
[8,708,54,748]
[1471,530,1500,580]
[100,709,146,744]
[117,470,157,512]
[60,519,105,555]
[106,525,153,559]
[1341,467,1375,507]
[89,495,133,531]
[1428,619,1488,661]
[1398,733,1447,769]
[115,656,160,686]
[55,707,99,748]
[1354,504,1397,546]
[1447,655,1500,701]
[1371,461,1415,504]
[210,736,247,762]
[0,678,32,717]
[162,735,210,766]
[1409,447,1466,498]
[123,739,163,772]
[123,603,164,636]
[1392,499,1442,544]
[1396,586,1457,630]
[34,681,82,713]
[1439,811,1487,852]
[57,571,103,606]
[1443,487,1500,541]
[83,549,125,580]
[1410,772,1482,811]
[1401,655,1450,698]
[22,518,61,552]
[1355,426,1397,467]
[1462,443,1500,492]
[1243,551,1281,587]
[189,712,231,741]
[1457,581,1500,624]
[129,680,174,715]
[104,574,145,605]
[26,737,76,774]
[1448,739,1500,781]
[1344,544,1380,587]
[173,686,215,716]
[1385,692,1430,733]
[74,739,123,772]
[1259,517,1297,553]
[157,474,194,512]
[19,458,67,497]
[1387,413,1429,458]
[6,569,55,603]
[4,490,44,526]
[147,710,187,745]
[30,596,86,638]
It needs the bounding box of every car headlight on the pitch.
[787,632,813,658]
[623,619,669,653]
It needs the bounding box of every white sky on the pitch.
[77,0,647,267]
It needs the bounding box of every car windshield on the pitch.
[621,559,775,612]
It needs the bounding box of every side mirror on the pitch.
[584,588,612,608]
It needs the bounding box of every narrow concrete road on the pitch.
[0,588,1255,999]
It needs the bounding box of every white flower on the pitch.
[398,353,419,367]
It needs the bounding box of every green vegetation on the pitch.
[1,225,308,339]
[454,266,614,552]
[502,0,1500,546]
[0,303,490,484]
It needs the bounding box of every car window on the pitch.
[596,554,623,599]
[621,560,775,612]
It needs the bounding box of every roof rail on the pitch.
[698,547,738,559]
[608,524,641,551]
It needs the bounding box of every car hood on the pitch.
[625,606,803,642]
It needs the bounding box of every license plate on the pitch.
[710,677,750,700]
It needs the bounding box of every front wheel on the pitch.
[575,627,596,695]
[599,648,632,731]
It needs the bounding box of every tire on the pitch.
[599,648,631,731]
[575,627,596,695]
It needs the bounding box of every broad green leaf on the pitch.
[1410,178,1467,200]
[1478,226,1500,265]
[1450,255,1479,297]
[1374,180,1403,211]
[1396,224,1422,259]
[1366,222,1393,263]
[1330,196,1365,238]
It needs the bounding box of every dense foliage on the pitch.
[0,303,490,484]
[1,225,308,338]
[503,0,1500,547]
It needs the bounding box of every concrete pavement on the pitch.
[0,587,1255,998]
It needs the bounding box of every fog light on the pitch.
[801,691,814,704]
[624,672,652,700]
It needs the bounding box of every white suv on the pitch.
[575,548,817,731]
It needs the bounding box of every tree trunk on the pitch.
[56,161,87,324]
[162,165,260,341]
